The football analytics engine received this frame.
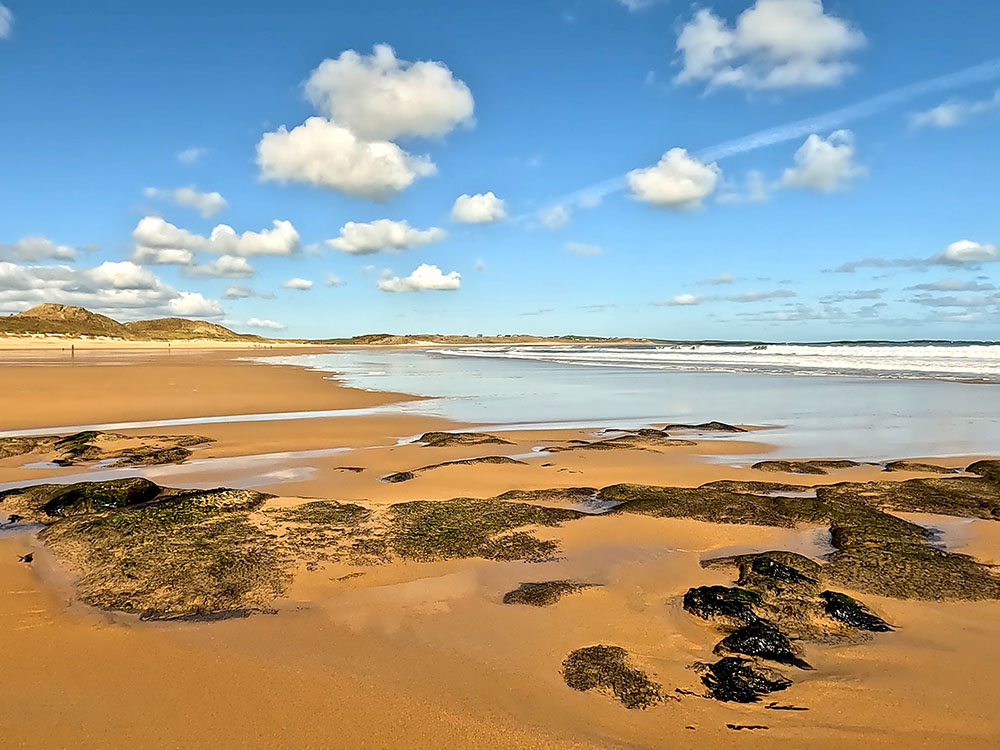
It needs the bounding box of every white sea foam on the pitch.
[430,344,1000,381]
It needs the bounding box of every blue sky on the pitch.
[0,0,998,340]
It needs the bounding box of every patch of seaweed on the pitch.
[381,456,526,483]
[562,645,662,709]
[883,461,958,475]
[694,657,791,704]
[752,460,865,475]
[418,432,513,447]
[0,431,213,467]
[502,580,599,606]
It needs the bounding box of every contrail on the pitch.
[533,57,1000,215]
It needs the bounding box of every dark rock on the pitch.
[18,552,33,563]
[562,645,662,709]
[683,586,762,627]
[715,621,811,669]
[382,471,417,483]
[418,431,513,447]
[697,657,792,703]
[753,460,863,475]
[662,421,747,433]
[820,591,892,632]
[748,555,817,585]
[39,478,161,517]
[966,460,1000,485]
[883,461,957,475]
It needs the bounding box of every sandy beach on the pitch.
[1,348,999,749]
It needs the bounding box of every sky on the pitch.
[0,0,998,341]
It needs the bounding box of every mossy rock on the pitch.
[819,478,1000,521]
[502,580,598,606]
[662,421,747,433]
[562,645,662,709]
[683,585,762,628]
[967,460,1000,484]
[820,591,892,632]
[753,460,863,476]
[0,478,162,520]
[883,461,958,475]
[419,432,513,447]
[714,621,811,670]
[695,657,791,703]
[266,500,372,526]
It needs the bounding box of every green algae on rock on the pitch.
[381,456,526,483]
[502,580,599,606]
[882,461,958,475]
[714,621,812,670]
[820,591,892,632]
[418,432,513,447]
[562,645,662,709]
[967,459,1000,484]
[0,477,162,521]
[0,430,213,467]
[752,460,865,475]
[694,657,791,704]
[683,586,762,628]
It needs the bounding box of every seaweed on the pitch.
[683,586,762,627]
[502,580,598,606]
[562,645,662,709]
[752,460,864,475]
[820,591,892,632]
[714,621,812,670]
[418,431,513,447]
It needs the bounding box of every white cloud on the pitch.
[304,44,474,141]
[0,236,78,262]
[666,294,705,306]
[143,186,227,218]
[700,273,734,285]
[377,263,461,293]
[177,147,207,165]
[325,274,344,287]
[186,255,255,278]
[564,242,603,256]
[907,279,996,293]
[537,204,570,229]
[451,192,507,223]
[727,289,797,302]
[223,284,274,300]
[130,216,299,263]
[326,219,445,255]
[577,193,603,209]
[910,90,1000,129]
[781,130,864,192]
[282,277,313,290]
[167,292,223,317]
[257,117,436,199]
[832,240,1000,273]
[0,4,12,39]
[676,0,864,91]
[246,317,286,330]
[627,148,721,210]
[0,260,222,319]
[618,0,657,11]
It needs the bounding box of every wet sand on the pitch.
[1,349,999,749]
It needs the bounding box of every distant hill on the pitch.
[0,304,266,342]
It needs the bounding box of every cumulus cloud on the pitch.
[282,277,313,290]
[665,294,706,306]
[676,0,864,91]
[0,260,222,319]
[537,204,570,229]
[167,292,223,317]
[910,89,1000,129]
[564,242,603,256]
[143,186,227,218]
[304,44,474,141]
[627,148,720,210]
[451,192,507,223]
[326,219,445,255]
[377,263,460,292]
[130,216,299,265]
[727,289,797,302]
[0,236,78,262]
[781,130,864,192]
[246,317,286,330]
[186,255,255,279]
[0,4,12,39]
[832,240,1000,272]
[177,147,207,164]
[257,117,436,200]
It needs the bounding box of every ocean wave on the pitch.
[429,344,1000,381]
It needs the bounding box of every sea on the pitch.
[260,342,1000,461]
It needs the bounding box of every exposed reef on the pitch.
[546,434,696,453]
[752,459,865,475]
[0,430,213,467]
[382,456,526,483]
[418,431,513,447]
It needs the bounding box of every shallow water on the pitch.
[254,350,1000,461]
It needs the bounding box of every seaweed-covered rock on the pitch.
[753,460,863,476]
[715,621,811,670]
[966,460,1000,485]
[683,586,762,627]
[0,431,212,467]
[502,580,597,606]
[820,591,892,632]
[883,461,957,475]
[562,645,662,709]
[547,435,695,453]
[382,456,525,484]
[0,478,162,520]
[696,657,792,703]
[820,478,1000,521]
[419,431,513,447]
[662,421,747,433]
[746,555,817,586]
[381,471,417,483]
